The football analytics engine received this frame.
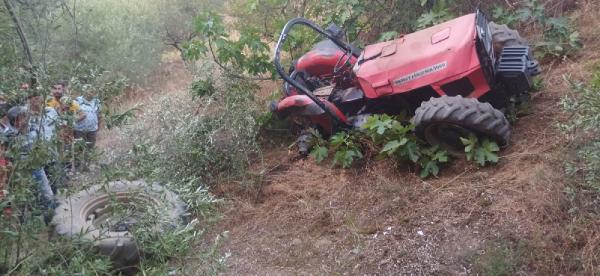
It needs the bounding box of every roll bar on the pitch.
[273,18,358,127]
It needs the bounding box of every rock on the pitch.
[291,238,302,246]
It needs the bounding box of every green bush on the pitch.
[362,114,449,177]
[330,131,364,168]
[305,114,504,177]
[120,73,262,193]
[307,115,452,178]
[415,0,455,29]
[460,134,500,167]
[491,0,582,59]
[561,66,600,189]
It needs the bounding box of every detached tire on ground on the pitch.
[52,180,186,267]
[412,96,511,155]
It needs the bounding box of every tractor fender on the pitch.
[274,95,325,116]
[274,95,348,121]
[272,95,347,135]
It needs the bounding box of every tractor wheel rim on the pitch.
[84,193,160,232]
[424,123,474,155]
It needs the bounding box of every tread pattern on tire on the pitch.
[52,180,186,266]
[489,22,529,55]
[412,95,511,146]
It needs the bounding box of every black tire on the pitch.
[489,22,530,55]
[412,96,511,155]
[52,180,186,267]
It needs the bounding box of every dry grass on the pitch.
[97,57,192,163]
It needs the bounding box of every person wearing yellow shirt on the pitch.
[47,80,82,115]
[47,80,86,170]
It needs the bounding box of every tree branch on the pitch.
[206,37,271,81]
[3,0,33,69]
[60,0,79,57]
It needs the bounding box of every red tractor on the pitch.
[271,10,540,154]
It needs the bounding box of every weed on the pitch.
[460,134,500,167]
[362,114,449,177]
[473,243,518,276]
[561,67,600,188]
[330,131,364,168]
[491,5,520,26]
[416,1,455,29]
[378,31,399,42]
[190,78,216,99]
[417,145,449,178]
[306,115,452,177]
[308,129,329,163]
[538,17,582,58]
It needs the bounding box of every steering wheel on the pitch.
[333,48,353,75]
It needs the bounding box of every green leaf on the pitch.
[405,141,420,162]
[375,119,392,135]
[381,140,401,155]
[433,150,449,163]
[329,132,347,148]
[332,150,349,168]
[475,148,487,166]
[420,161,440,178]
[378,31,398,42]
[310,146,328,163]
[482,139,500,152]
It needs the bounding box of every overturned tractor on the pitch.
[271,10,540,154]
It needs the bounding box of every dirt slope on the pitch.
[205,3,600,275]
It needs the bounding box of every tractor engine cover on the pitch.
[354,13,487,99]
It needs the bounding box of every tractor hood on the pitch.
[354,13,480,98]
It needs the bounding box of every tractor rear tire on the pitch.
[412,96,511,155]
[52,180,186,268]
[489,22,529,55]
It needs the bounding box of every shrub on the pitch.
[416,0,455,29]
[119,73,262,193]
[561,66,600,189]
[491,0,582,59]
[305,114,505,177]
[330,131,364,168]
[307,115,452,177]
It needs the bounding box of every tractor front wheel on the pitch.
[412,96,511,155]
[489,22,530,55]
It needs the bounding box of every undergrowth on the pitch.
[558,62,600,274]
[561,64,600,189]
[308,114,499,178]
[491,0,582,59]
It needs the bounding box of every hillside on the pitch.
[194,2,600,275]
[2,0,599,274]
